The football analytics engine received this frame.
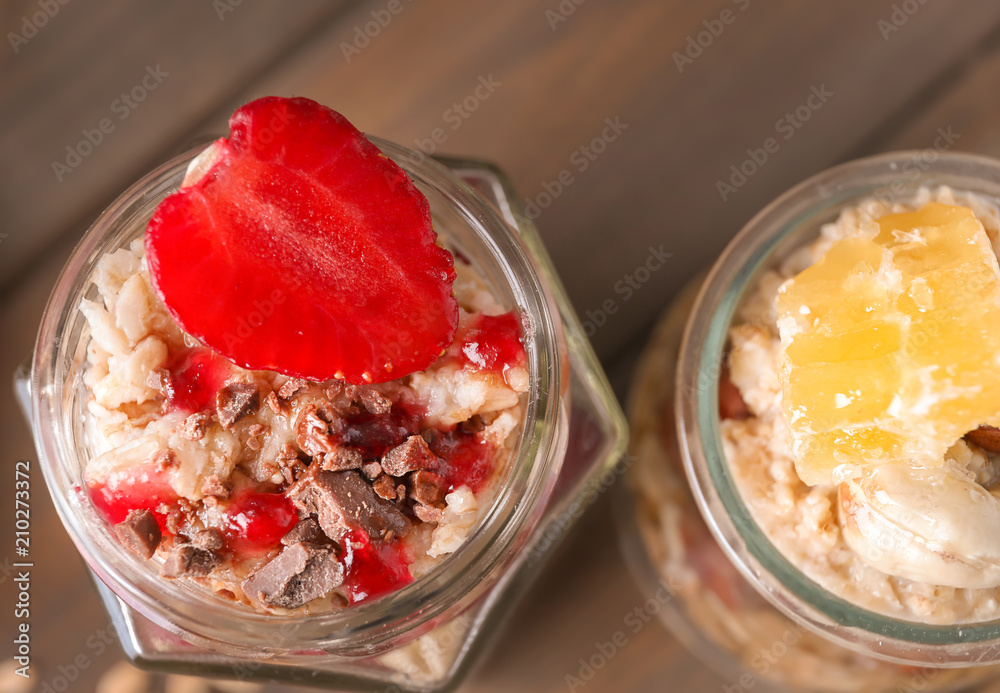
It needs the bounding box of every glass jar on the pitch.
[617,151,1000,692]
[23,140,627,691]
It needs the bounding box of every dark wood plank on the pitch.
[6,3,1000,693]
[0,0,353,290]
[176,0,1000,363]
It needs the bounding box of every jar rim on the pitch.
[677,150,1000,665]
[30,138,568,654]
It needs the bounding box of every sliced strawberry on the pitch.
[146,96,458,384]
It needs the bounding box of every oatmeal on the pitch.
[725,185,1000,624]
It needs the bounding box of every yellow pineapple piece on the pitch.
[776,202,1000,486]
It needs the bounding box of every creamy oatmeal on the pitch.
[81,237,528,612]
[725,185,1000,624]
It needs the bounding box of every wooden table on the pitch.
[5,2,1000,691]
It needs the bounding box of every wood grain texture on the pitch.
[5,2,1000,692]
[169,0,1000,363]
[0,0,350,290]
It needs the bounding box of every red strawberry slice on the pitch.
[146,96,458,384]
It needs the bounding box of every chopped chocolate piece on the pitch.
[323,381,345,400]
[276,443,307,484]
[342,383,359,401]
[161,544,221,578]
[460,415,486,434]
[409,470,444,505]
[217,382,260,429]
[147,368,171,395]
[192,528,225,552]
[245,423,267,451]
[296,402,342,456]
[114,509,161,559]
[413,503,444,523]
[372,474,397,500]
[164,507,186,535]
[242,543,343,609]
[320,448,363,471]
[148,449,178,471]
[382,435,440,476]
[201,475,232,500]
[278,378,308,399]
[266,390,289,415]
[361,461,383,480]
[281,517,335,547]
[395,484,407,504]
[289,470,410,542]
[359,389,392,415]
[967,425,1000,454]
[178,412,212,441]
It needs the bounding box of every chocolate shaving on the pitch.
[266,390,289,415]
[241,543,343,609]
[178,412,212,441]
[161,544,221,578]
[245,423,267,451]
[320,448,363,472]
[289,470,410,542]
[409,470,444,505]
[149,449,178,472]
[114,509,161,559]
[217,382,260,429]
[147,368,171,395]
[296,402,342,457]
[201,475,232,500]
[967,425,1000,454]
[413,504,444,523]
[359,389,392,415]
[382,435,440,477]
[278,378,308,399]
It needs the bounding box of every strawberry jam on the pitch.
[166,346,233,414]
[340,529,413,604]
[339,403,421,459]
[221,490,298,554]
[454,311,525,377]
[430,428,495,494]
[89,462,178,528]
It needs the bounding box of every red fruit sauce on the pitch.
[221,490,298,554]
[430,429,495,494]
[166,346,233,414]
[340,529,413,604]
[339,403,421,459]
[89,462,178,529]
[454,311,525,376]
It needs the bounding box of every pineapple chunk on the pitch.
[777,202,1000,486]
